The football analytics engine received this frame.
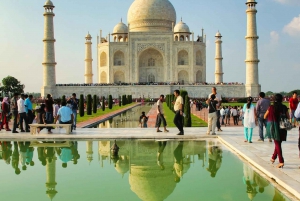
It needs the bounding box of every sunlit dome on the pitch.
[174,20,190,33]
[215,31,222,37]
[44,0,54,7]
[127,0,176,32]
[113,21,128,34]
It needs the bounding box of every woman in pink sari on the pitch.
[1,97,11,131]
[264,94,289,168]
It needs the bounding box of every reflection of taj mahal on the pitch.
[42,0,261,98]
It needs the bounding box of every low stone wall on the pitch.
[54,85,246,99]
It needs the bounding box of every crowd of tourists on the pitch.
[0,93,79,134]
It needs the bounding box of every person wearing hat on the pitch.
[242,97,257,143]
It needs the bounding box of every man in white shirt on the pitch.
[17,94,28,132]
[208,87,222,131]
[156,95,168,133]
[220,106,225,125]
[173,90,184,135]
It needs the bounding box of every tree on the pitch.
[166,94,169,108]
[87,94,92,115]
[119,96,121,106]
[93,95,98,113]
[102,96,105,111]
[1,76,24,96]
[108,95,113,109]
[122,95,126,106]
[184,95,192,127]
[79,94,84,117]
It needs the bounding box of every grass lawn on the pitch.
[77,103,136,123]
[163,103,207,127]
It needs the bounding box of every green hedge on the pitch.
[102,96,105,111]
[184,95,192,127]
[108,95,113,109]
[87,94,92,115]
[79,94,84,117]
[93,95,98,113]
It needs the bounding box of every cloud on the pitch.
[283,15,300,36]
[274,0,300,5]
[270,31,279,43]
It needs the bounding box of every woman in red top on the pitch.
[289,92,298,127]
[1,97,11,131]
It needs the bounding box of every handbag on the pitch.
[279,113,292,131]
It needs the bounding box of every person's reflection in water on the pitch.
[56,142,73,168]
[273,188,286,201]
[37,147,47,166]
[157,141,167,170]
[207,141,222,178]
[45,145,55,164]
[26,146,34,167]
[71,141,80,165]
[254,171,269,194]
[1,141,12,165]
[243,164,258,200]
[18,142,30,171]
[12,142,21,175]
[173,141,184,183]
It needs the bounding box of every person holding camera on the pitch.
[206,94,218,135]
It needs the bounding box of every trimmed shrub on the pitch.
[93,95,98,113]
[87,94,92,115]
[102,96,105,111]
[79,94,84,117]
[119,96,121,106]
[184,95,192,127]
[108,95,113,109]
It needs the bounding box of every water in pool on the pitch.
[0,140,292,201]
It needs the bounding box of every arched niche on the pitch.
[114,71,125,83]
[100,71,107,83]
[114,51,125,66]
[100,52,107,67]
[196,70,202,83]
[178,50,189,65]
[196,50,203,66]
[178,70,189,84]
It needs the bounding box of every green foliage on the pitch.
[221,97,228,103]
[62,95,66,102]
[180,90,188,103]
[119,96,121,107]
[184,95,192,127]
[265,91,273,96]
[122,95,127,106]
[237,98,248,103]
[79,94,84,117]
[108,95,113,109]
[165,95,169,108]
[86,94,92,115]
[1,76,24,96]
[102,96,105,111]
[93,95,98,113]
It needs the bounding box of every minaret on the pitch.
[45,157,57,200]
[86,141,93,164]
[84,33,93,84]
[215,31,223,83]
[41,0,57,97]
[245,0,261,96]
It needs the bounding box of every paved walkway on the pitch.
[76,103,141,128]
[145,104,158,128]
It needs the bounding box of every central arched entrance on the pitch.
[138,48,164,82]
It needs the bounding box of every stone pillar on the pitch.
[245,0,261,96]
[41,0,57,98]
[45,156,57,200]
[215,31,223,83]
[85,33,93,84]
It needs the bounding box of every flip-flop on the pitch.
[164,130,169,133]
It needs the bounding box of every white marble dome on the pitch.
[174,20,190,33]
[127,0,176,32]
[215,31,222,37]
[113,21,128,34]
[44,0,54,7]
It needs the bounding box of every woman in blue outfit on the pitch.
[242,97,257,143]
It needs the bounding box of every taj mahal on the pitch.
[41,0,261,99]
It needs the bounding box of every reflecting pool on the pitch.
[96,103,153,128]
[0,140,292,201]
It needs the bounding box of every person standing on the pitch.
[68,93,79,130]
[242,97,257,143]
[256,92,271,142]
[220,106,225,125]
[264,94,289,168]
[54,101,74,132]
[44,94,54,133]
[17,94,28,132]
[156,95,168,132]
[206,94,218,135]
[53,100,60,122]
[289,91,298,128]
[173,90,184,135]
[10,93,19,133]
[2,97,11,131]
[24,95,33,131]
[208,87,222,131]
[231,106,238,125]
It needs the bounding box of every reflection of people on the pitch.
[253,171,269,194]
[206,141,222,178]
[57,146,73,168]
[173,141,184,182]
[157,141,167,170]
[272,188,286,201]
[243,164,257,200]
[12,142,21,175]
[18,141,30,171]
[37,147,47,166]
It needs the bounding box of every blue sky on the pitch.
[0,0,299,93]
